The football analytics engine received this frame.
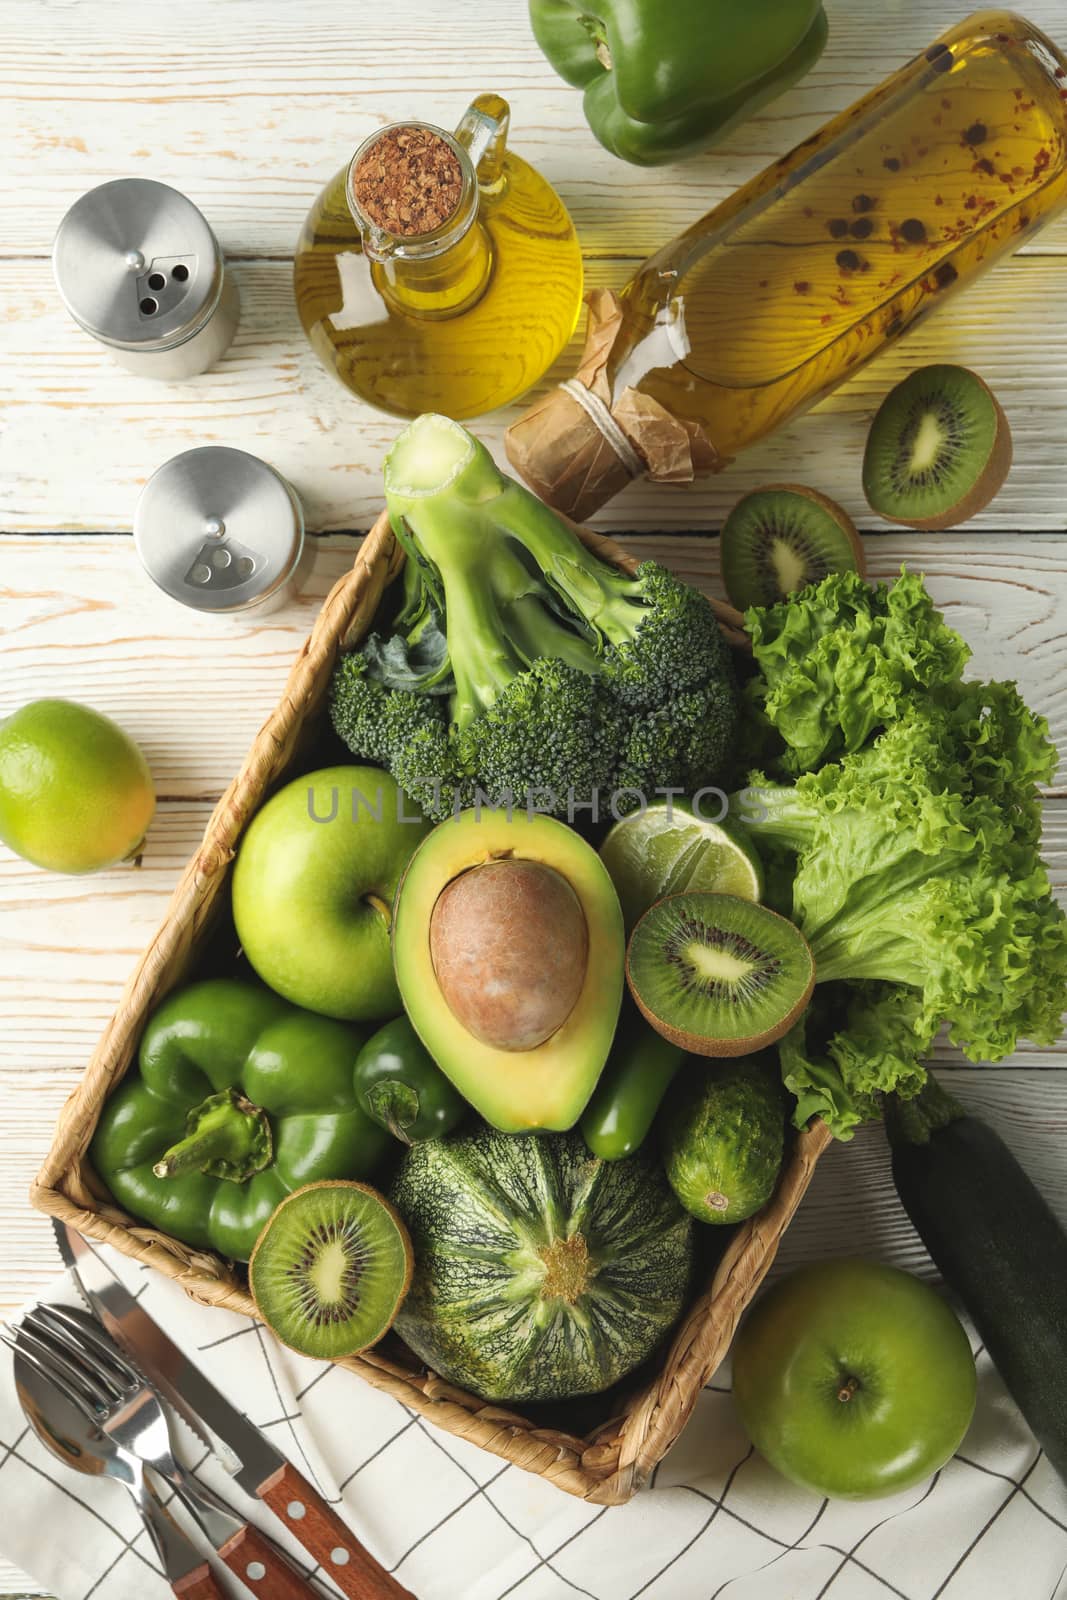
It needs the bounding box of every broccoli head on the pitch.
[603,561,734,708]
[329,415,738,820]
[329,652,446,770]
[616,681,739,803]
[457,659,628,809]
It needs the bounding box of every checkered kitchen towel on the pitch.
[1,1246,1065,1600]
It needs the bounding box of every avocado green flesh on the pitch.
[392,809,625,1132]
[660,1057,786,1224]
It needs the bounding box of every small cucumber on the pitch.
[581,1008,684,1160]
[660,1054,786,1224]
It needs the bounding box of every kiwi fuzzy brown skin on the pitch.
[863,368,1013,531]
[625,894,815,1058]
[720,483,866,611]
[249,1179,414,1362]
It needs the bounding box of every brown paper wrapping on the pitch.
[506,288,724,523]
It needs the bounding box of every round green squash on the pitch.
[389,1126,695,1403]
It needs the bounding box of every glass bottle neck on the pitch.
[347,158,493,322]
[371,215,494,321]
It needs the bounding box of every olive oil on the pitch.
[615,11,1067,459]
[293,96,583,420]
[509,13,1067,516]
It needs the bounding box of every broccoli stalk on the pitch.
[384,414,652,727]
[332,414,738,819]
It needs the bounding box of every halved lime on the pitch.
[600,803,763,932]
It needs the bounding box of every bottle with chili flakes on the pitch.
[506,12,1067,521]
[294,94,582,420]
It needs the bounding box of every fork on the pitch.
[3,1314,229,1600]
[10,1305,323,1599]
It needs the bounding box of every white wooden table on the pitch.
[1,1,1065,1590]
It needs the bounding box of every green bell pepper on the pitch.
[529,0,828,166]
[91,979,391,1262]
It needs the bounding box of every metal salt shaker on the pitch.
[52,178,239,379]
[134,447,305,617]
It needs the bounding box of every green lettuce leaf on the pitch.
[736,672,1067,1128]
[746,568,972,772]
[779,983,933,1140]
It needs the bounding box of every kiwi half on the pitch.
[626,892,814,1057]
[862,365,1012,530]
[720,483,865,611]
[250,1180,413,1361]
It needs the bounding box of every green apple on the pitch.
[733,1258,976,1500]
[232,765,429,1021]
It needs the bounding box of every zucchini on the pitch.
[886,1074,1067,1483]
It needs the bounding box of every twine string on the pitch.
[561,379,645,481]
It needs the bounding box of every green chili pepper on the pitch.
[91,979,390,1262]
[529,0,828,166]
[581,1006,684,1159]
[354,1016,466,1145]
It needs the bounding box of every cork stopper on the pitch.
[351,125,464,237]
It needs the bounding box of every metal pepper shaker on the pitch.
[52,179,239,379]
[134,447,305,617]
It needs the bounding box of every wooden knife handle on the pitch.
[259,1463,414,1600]
[172,1562,230,1600]
[218,1520,320,1600]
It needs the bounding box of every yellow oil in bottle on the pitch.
[293,97,583,421]
[609,11,1067,461]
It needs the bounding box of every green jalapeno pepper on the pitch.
[581,1005,684,1159]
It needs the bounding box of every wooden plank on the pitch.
[3,533,1066,793]
[2,0,1064,261]
[1,0,1065,1593]
[3,1057,1065,1303]
[0,802,216,1325]
[0,534,364,797]
[4,1060,1064,1310]
[2,798,1061,1071]
[4,253,1067,535]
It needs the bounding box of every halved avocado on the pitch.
[392,809,624,1133]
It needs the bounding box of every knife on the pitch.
[55,1221,414,1600]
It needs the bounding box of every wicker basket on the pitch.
[32,511,830,1505]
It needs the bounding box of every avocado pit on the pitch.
[429,858,588,1051]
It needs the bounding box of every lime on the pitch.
[0,699,155,874]
[600,802,763,931]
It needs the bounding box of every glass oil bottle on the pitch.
[293,95,583,420]
[509,12,1067,515]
